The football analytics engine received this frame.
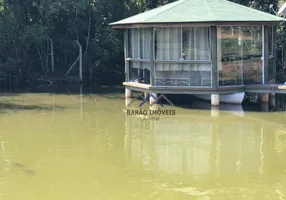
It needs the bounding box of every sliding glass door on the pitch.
[218,26,263,86]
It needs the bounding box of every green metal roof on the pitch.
[110,0,282,26]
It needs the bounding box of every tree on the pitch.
[0,0,285,87]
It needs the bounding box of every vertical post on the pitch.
[211,94,220,106]
[260,103,269,112]
[50,38,54,72]
[259,26,269,106]
[149,93,157,105]
[180,27,183,59]
[149,93,158,110]
[283,45,284,74]
[125,88,133,98]
[211,26,218,89]
[46,38,49,72]
[124,29,130,82]
[259,93,269,103]
[144,92,149,100]
[79,43,83,82]
[150,28,155,86]
[270,93,276,107]
[273,26,277,83]
[263,26,269,84]
[48,37,55,72]
[76,40,83,83]
[238,26,243,85]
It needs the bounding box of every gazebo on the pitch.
[110,0,282,105]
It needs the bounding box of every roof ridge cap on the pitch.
[142,0,189,23]
[204,0,216,22]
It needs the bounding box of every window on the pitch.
[140,29,152,60]
[128,29,140,59]
[127,28,152,84]
[155,27,181,61]
[183,27,210,61]
[154,27,211,87]
[218,26,262,86]
[126,27,212,87]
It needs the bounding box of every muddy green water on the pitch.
[0,89,286,200]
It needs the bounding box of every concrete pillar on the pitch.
[125,98,133,107]
[144,92,149,100]
[211,94,220,106]
[260,103,269,112]
[125,88,133,99]
[211,106,220,117]
[149,93,158,106]
[270,93,276,107]
[259,94,269,103]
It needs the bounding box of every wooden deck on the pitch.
[245,84,286,94]
[123,82,286,94]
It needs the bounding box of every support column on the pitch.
[124,29,130,82]
[211,26,218,90]
[211,94,220,106]
[150,93,158,111]
[125,97,133,107]
[150,28,155,86]
[125,88,133,99]
[273,26,277,83]
[144,92,149,100]
[260,103,269,112]
[263,26,269,84]
[270,93,276,107]
[259,94,269,103]
[150,93,158,105]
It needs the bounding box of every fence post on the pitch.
[76,40,83,83]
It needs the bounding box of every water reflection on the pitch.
[191,100,245,117]
[124,105,286,190]
[0,87,286,199]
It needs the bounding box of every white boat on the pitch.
[195,92,245,104]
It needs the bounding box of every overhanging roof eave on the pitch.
[110,21,282,28]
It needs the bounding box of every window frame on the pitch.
[126,26,213,88]
[126,28,152,84]
[217,25,264,87]
[153,26,213,88]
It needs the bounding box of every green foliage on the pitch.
[0,0,285,86]
[21,24,49,44]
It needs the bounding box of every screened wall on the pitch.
[126,25,275,88]
[128,28,152,84]
[218,26,263,86]
[268,26,276,83]
[155,27,212,87]
[127,27,212,87]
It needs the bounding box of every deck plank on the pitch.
[123,82,286,94]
